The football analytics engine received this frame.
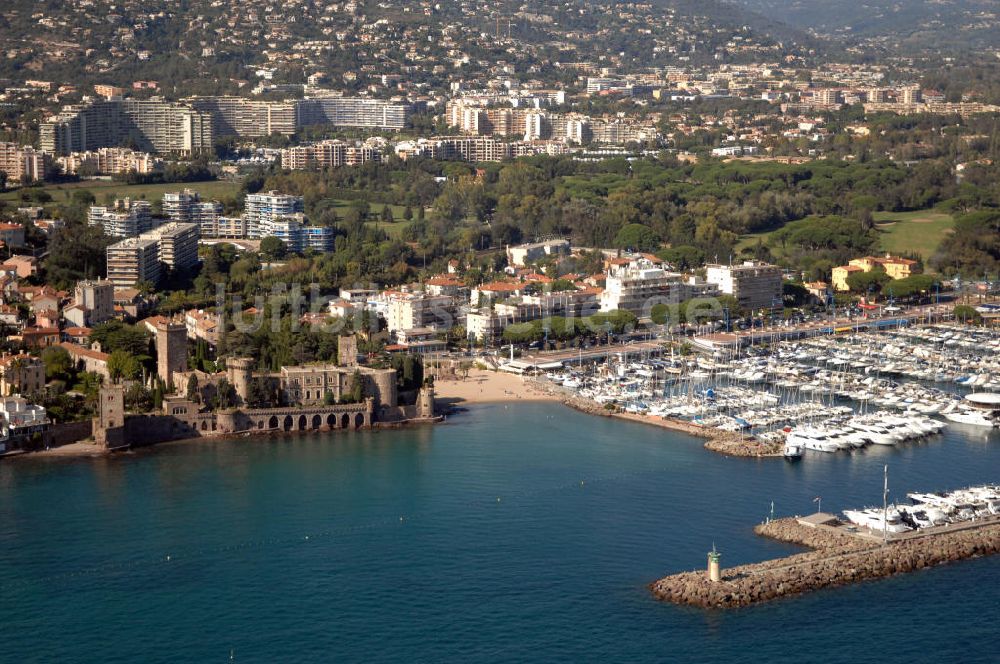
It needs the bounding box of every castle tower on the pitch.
[338,334,358,368]
[93,385,126,449]
[418,383,435,419]
[155,319,188,390]
[228,357,255,406]
[368,368,398,408]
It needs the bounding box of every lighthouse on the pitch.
[707,545,721,583]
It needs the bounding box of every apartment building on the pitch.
[0,142,51,183]
[297,96,409,130]
[106,237,162,287]
[244,191,304,239]
[705,261,783,310]
[599,259,692,315]
[140,222,200,272]
[88,199,154,237]
[163,189,223,237]
[57,147,161,175]
[506,239,571,267]
[281,140,381,170]
[40,99,214,155]
[385,293,457,333]
[259,214,334,253]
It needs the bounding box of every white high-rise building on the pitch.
[88,199,154,237]
[599,259,688,315]
[243,191,304,239]
[705,261,783,311]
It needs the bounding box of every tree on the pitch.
[953,304,982,324]
[107,350,142,384]
[260,236,288,261]
[41,346,72,381]
[613,223,661,252]
[846,267,891,296]
[186,374,199,402]
[90,321,151,357]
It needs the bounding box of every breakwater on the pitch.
[651,516,1000,608]
[556,390,781,457]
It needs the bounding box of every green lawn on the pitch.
[873,210,955,262]
[733,209,955,265]
[1,179,242,205]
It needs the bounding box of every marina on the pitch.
[520,321,1000,459]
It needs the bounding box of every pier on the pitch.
[651,514,1000,608]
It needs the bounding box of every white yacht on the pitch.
[942,393,1000,428]
[843,507,912,534]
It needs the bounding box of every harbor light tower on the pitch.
[707,544,722,583]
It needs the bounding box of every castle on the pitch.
[94,330,438,450]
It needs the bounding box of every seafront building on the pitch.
[385,293,458,334]
[705,261,784,310]
[831,254,920,291]
[600,259,694,315]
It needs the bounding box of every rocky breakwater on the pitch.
[703,432,782,458]
[650,517,1000,608]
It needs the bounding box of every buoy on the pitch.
[166,555,171,562]
[497,497,501,503]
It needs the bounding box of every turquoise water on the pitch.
[1,403,998,663]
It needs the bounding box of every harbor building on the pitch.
[705,261,784,310]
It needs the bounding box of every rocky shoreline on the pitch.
[651,516,1000,608]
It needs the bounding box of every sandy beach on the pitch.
[433,369,562,406]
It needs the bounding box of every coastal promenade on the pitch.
[651,514,1000,608]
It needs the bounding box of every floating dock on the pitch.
[651,514,1000,608]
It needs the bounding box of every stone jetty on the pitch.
[651,516,1000,608]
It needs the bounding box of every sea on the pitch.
[1,402,998,663]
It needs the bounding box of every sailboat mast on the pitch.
[882,464,889,544]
